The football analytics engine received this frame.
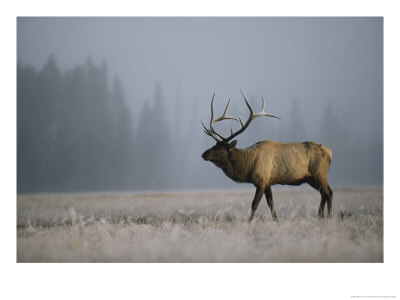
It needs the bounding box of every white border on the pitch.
[3,1,399,299]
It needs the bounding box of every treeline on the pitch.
[318,103,383,186]
[17,56,383,193]
[17,56,164,192]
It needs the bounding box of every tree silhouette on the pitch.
[134,83,172,189]
[285,99,308,142]
[17,56,135,192]
[110,77,135,187]
[319,102,361,185]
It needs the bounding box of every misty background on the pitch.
[17,17,383,193]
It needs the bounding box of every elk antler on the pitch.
[226,90,281,142]
[201,93,240,142]
[202,90,281,142]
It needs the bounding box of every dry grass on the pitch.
[17,187,383,262]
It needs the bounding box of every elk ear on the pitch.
[229,140,237,148]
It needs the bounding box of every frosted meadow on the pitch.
[17,187,383,263]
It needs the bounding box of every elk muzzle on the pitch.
[201,150,211,161]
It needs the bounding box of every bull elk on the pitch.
[201,90,333,222]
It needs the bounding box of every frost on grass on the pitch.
[17,187,383,262]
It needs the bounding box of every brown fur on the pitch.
[202,140,333,221]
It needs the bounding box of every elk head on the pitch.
[201,90,280,164]
[201,140,237,167]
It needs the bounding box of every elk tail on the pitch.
[323,146,333,164]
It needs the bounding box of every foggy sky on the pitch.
[17,17,383,138]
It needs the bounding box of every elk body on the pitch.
[201,90,333,222]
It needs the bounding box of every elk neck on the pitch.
[221,147,255,183]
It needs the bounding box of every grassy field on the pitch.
[17,187,383,262]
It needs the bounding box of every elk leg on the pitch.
[318,197,326,218]
[264,186,278,221]
[306,177,326,218]
[249,187,264,223]
[322,183,333,218]
[317,181,333,218]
